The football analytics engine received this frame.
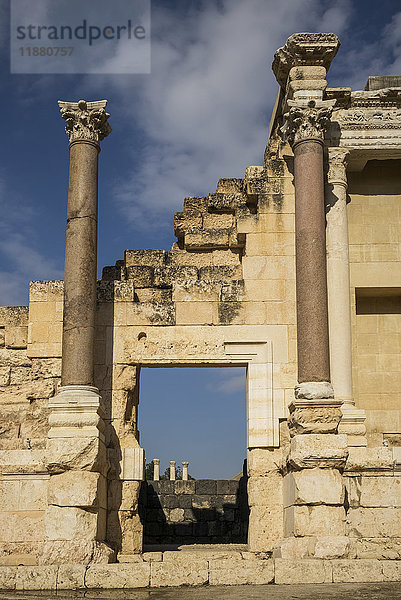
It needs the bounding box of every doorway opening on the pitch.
[138,366,249,546]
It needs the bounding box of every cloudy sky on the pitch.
[1,0,401,478]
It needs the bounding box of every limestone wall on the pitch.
[0,305,58,451]
[0,450,48,566]
[3,90,401,571]
[344,446,401,559]
[348,160,401,441]
[12,154,295,557]
[0,302,59,565]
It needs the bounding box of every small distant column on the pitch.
[153,458,160,481]
[182,461,189,481]
[170,461,176,481]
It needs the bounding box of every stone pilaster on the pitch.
[326,148,366,446]
[42,101,113,565]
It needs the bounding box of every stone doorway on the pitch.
[138,367,249,546]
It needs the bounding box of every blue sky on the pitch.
[1,0,401,478]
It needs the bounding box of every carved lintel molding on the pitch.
[273,32,340,88]
[58,99,112,146]
[282,99,336,146]
[327,148,349,187]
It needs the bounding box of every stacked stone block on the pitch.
[0,303,59,452]
[247,448,284,552]
[345,446,401,559]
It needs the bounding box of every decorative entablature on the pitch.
[324,87,401,170]
[327,88,401,131]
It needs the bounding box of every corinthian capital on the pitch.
[282,99,335,146]
[327,148,349,187]
[58,99,112,146]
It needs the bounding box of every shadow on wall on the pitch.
[139,462,249,546]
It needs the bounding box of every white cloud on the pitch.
[0,177,62,306]
[92,0,354,233]
[208,369,246,394]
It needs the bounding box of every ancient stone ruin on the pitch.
[1,32,401,589]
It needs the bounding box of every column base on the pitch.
[48,385,105,439]
[44,386,111,560]
[47,385,107,474]
[289,382,342,435]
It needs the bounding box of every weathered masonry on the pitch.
[1,32,401,588]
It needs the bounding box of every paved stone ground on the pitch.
[1,583,401,600]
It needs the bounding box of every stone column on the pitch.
[271,33,349,561]
[41,100,113,565]
[59,99,111,386]
[153,459,160,481]
[170,461,176,481]
[182,461,189,481]
[285,99,334,385]
[279,97,348,560]
[326,148,366,446]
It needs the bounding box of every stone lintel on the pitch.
[273,33,340,89]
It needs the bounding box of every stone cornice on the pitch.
[282,98,336,146]
[327,87,401,111]
[273,32,340,89]
[58,99,112,146]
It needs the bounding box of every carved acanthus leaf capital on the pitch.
[282,99,335,146]
[58,99,112,146]
[327,148,349,186]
